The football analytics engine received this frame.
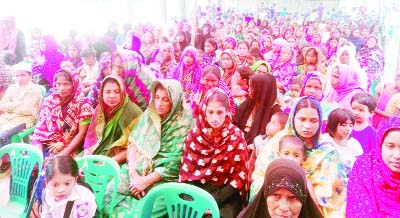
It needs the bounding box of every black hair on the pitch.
[207,91,230,109]
[248,47,262,60]
[45,156,79,182]
[80,47,97,58]
[202,65,221,79]
[237,66,253,81]
[326,108,354,138]
[54,69,73,84]
[351,92,377,113]
[272,111,289,128]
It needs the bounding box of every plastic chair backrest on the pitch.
[10,127,35,143]
[139,182,220,218]
[75,155,120,216]
[0,143,43,210]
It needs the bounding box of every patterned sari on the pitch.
[83,75,142,157]
[171,46,202,102]
[104,79,193,218]
[180,88,248,217]
[32,70,93,155]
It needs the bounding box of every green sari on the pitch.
[104,79,193,218]
[83,75,143,157]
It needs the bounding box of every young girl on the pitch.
[41,156,97,218]
[271,45,297,92]
[236,41,250,67]
[203,38,218,66]
[219,49,237,90]
[320,108,363,175]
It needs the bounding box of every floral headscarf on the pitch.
[32,70,93,155]
[129,79,193,177]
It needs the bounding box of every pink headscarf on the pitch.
[330,64,362,102]
[347,117,400,217]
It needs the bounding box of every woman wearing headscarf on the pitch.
[87,52,112,107]
[83,75,142,163]
[0,16,26,63]
[260,30,272,55]
[32,69,93,157]
[297,47,326,78]
[31,35,64,90]
[336,45,368,91]
[103,79,193,218]
[323,36,338,61]
[234,74,281,144]
[123,30,146,64]
[250,60,271,74]
[64,40,83,69]
[219,49,237,90]
[347,117,400,217]
[356,35,384,93]
[271,45,297,92]
[116,49,153,111]
[300,72,338,123]
[347,28,364,51]
[252,97,347,218]
[238,158,323,218]
[172,46,202,102]
[149,42,177,79]
[180,88,248,218]
[191,65,236,116]
[329,64,364,111]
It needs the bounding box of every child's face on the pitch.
[46,172,76,202]
[221,54,234,69]
[351,101,372,124]
[266,115,284,137]
[246,54,256,66]
[201,72,219,91]
[182,53,195,67]
[335,120,354,140]
[82,56,96,67]
[204,42,215,54]
[278,143,305,164]
[237,44,248,56]
[290,84,301,98]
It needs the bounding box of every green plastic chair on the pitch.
[0,143,43,218]
[10,85,46,143]
[75,155,120,218]
[138,182,220,218]
[10,127,35,143]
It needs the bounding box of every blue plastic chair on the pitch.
[138,182,220,218]
[0,143,43,218]
[75,155,120,218]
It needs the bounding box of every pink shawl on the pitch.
[347,117,400,217]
